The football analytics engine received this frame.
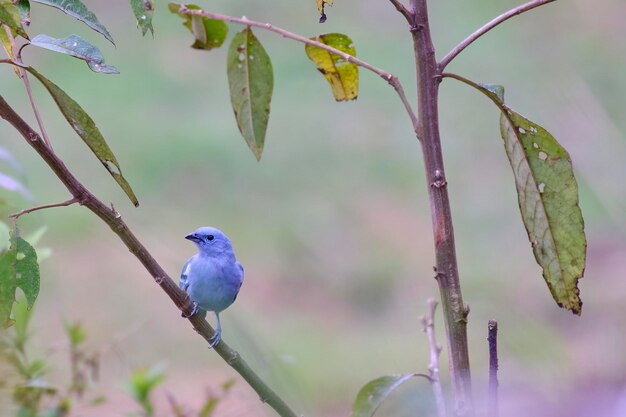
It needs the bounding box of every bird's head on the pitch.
[185,226,234,256]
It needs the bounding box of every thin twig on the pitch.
[0,95,299,417]
[388,0,413,22]
[422,298,447,417]
[3,26,53,149]
[10,197,80,219]
[178,6,421,139]
[488,320,499,417]
[439,0,557,70]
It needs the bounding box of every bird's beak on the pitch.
[185,233,201,243]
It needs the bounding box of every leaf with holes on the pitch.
[30,34,119,74]
[23,66,138,206]
[350,374,416,417]
[466,81,586,314]
[130,0,154,36]
[499,110,585,314]
[0,0,29,39]
[32,0,114,44]
[0,235,40,327]
[305,33,358,101]
[168,3,227,50]
[227,28,273,161]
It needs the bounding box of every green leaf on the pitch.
[130,0,154,37]
[227,28,273,161]
[350,374,416,417]
[19,66,138,206]
[0,0,29,39]
[464,79,586,314]
[14,236,40,309]
[168,3,228,50]
[31,0,113,44]
[305,33,358,101]
[0,235,40,327]
[30,34,119,74]
[64,321,86,346]
[124,365,166,416]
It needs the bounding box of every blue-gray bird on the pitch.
[180,226,244,348]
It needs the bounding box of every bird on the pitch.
[180,226,244,349]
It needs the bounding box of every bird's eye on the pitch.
[207,235,214,241]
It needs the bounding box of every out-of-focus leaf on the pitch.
[0,221,9,252]
[22,67,138,206]
[350,374,416,417]
[0,235,40,327]
[305,33,358,101]
[130,0,154,36]
[0,172,34,201]
[468,81,586,314]
[15,0,30,26]
[227,28,273,161]
[198,397,218,417]
[30,34,119,74]
[124,365,166,416]
[0,0,29,39]
[14,236,40,309]
[64,321,86,346]
[168,3,227,50]
[0,147,24,174]
[31,0,113,44]
[316,0,332,23]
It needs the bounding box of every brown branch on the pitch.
[488,320,499,417]
[388,0,412,22]
[409,0,473,414]
[439,0,556,70]
[0,95,299,417]
[178,6,420,139]
[10,198,80,219]
[421,298,447,417]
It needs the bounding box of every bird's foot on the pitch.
[208,330,222,350]
[181,301,199,318]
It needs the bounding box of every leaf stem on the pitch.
[3,26,53,149]
[10,197,80,219]
[439,0,556,70]
[0,95,299,417]
[177,6,420,138]
[421,298,447,417]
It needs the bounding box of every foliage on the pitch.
[0,0,593,416]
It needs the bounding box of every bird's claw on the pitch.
[208,331,221,350]
[181,301,199,318]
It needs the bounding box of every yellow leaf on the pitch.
[305,33,358,101]
[316,0,333,14]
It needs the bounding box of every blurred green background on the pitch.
[1,0,625,415]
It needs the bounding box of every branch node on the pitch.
[410,23,424,32]
[430,169,447,189]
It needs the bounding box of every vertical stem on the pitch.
[488,320,499,417]
[409,0,473,414]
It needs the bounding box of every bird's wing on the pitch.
[232,261,244,302]
[179,257,193,291]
